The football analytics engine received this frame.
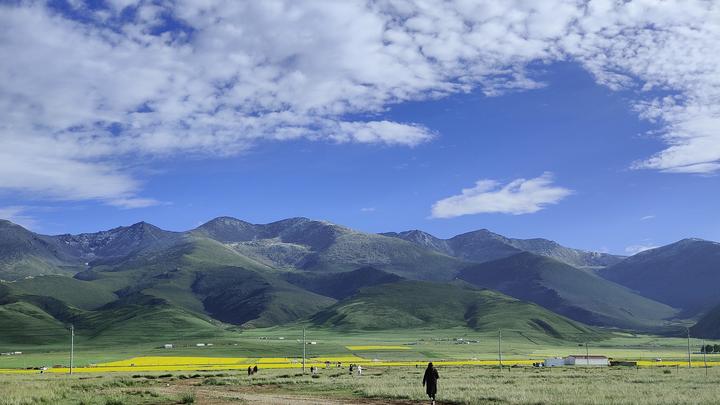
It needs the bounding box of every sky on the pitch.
[1,0,719,255]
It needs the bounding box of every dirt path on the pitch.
[151,381,421,405]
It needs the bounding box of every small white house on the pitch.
[544,357,565,367]
[564,355,609,366]
[163,344,174,349]
[196,343,206,347]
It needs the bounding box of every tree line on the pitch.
[701,344,720,353]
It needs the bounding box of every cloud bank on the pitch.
[431,173,572,218]
[1,0,719,204]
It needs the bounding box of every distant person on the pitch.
[247,366,252,376]
[253,365,258,374]
[422,362,439,405]
[357,365,363,376]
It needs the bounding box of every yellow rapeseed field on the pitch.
[96,356,246,367]
[2,355,719,374]
[346,345,410,350]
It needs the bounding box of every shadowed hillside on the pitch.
[311,280,600,340]
[600,239,720,315]
[458,252,678,331]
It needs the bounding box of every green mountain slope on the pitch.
[192,266,335,327]
[282,266,402,299]
[600,239,720,315]
[10,275,117,310]
[690,304,720,339]
[458,253,678,330]
[0,220,82,280]
[0,292,225,346]
[311,280,599,339]
[70,235,334,329]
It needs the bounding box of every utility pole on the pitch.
[687,328,691,369]
[585,342,590,366]
[498,329,503,371]
[703,339,708,377]
[302,327,306,374]
[70,324,74,375]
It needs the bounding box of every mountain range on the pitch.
[0,216,719,343]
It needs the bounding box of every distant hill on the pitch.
[311,280,599,339]
[600,239,720,315]
[0,220,83,280]
[194,217,467,280]
[383,229,623,268]
[458,252,678,330]
[0,287,224,345]
[691,303,720,339]
[56,221,181,264]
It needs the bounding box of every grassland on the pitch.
[2,327,719,371]
[2,328,720,404]
[3,365,720,404]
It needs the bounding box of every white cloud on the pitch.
[431,173,572,218]
[1,0,720,205]
[625,244,659,255]
[360,207,376,212]
[640,215,656,221]
[0,206,37,230]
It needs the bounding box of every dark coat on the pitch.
[422,366,440,397]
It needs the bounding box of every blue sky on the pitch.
[1,1,719,255]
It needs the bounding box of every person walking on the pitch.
[422,362,439,405]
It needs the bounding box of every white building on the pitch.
[544,357,565,367]
[564,355,609,366]
[163,344,174,349]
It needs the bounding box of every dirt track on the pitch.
[152,380,423,405]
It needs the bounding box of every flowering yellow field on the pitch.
[2,355,719,374]
[346,345,410,350]
[97,356,247,367]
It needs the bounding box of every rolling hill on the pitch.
[600,239,720,315]
[690,303,720,339]
[383,229,623,268]
[311,280,600,340]
[458,252,678,330]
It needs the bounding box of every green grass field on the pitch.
[1,327,718,370]
[2,328,720,404]
[2,365,720,404]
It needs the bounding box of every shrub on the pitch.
[180,392,195,404]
